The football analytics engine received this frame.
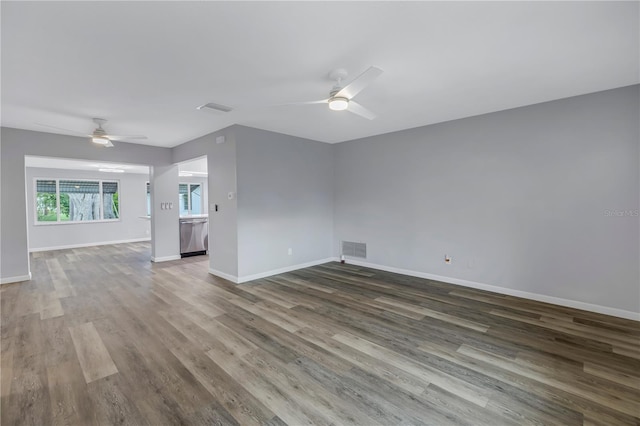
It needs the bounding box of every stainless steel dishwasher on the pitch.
[179,217,208,257]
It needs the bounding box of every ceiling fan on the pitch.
[292,66,383,120]
[35,118,147,147]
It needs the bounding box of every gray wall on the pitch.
[235,126,334,278]
[172,125,334,280]
[149,164,180,261]
[26,167,150,250]
[173,126,239,277]
[334,85,640,314]
[0,127,172,282]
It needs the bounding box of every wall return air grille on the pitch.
[342,241,367,259]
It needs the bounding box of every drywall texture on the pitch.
[26,167,150,250]
[235,126,334,278]
[0,127,172,282]
[334,85,640,314]
[173,126,239,277]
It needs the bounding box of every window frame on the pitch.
[146,181,151,216]
[33,177,122,226]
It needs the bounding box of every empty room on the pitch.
[1,1,638,425]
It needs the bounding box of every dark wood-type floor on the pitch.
[1,242,639,425]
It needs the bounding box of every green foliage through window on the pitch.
[35,179,120,223]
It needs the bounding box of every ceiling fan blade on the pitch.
[275,99,328,107]
[295,99,329,105]
[106,135,148,141]
[347,101,377,120]
[335,66,383,99]
[104,140,114,148]
[34,123,88,136]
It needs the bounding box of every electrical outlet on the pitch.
[287,248,293,256]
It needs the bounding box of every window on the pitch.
[179,183,202,215]
[146,182,151,216]
[35,178,119,223]
[102,182,120,219]
[36,180,58,222]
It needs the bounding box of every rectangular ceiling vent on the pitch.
[196,102,233,113]
[342,241,367,259]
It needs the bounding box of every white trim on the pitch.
[151,255,181,263]
[1,273,32,285]
[29,238,151,253]
[341,259,640,321]
[208,268,239,283]
[208,257,336,284]
[237,257,336,284]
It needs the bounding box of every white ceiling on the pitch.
[2,2,638,147]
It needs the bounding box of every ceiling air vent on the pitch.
[342,241,367,259]
[196,102,233,113]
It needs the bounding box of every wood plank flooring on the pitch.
[1,242,639,425]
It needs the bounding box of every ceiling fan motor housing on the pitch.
[93,128,107,137]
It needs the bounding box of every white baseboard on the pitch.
[208,268,239,283]
[208,257,336,284]
[151,255,181,263]
[1,273,32,285]
[29,237,151,253]
[238,257,336,283]
[341,259,640,321]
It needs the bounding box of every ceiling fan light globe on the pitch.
[328,97,349,111]
[92,136,110,145]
